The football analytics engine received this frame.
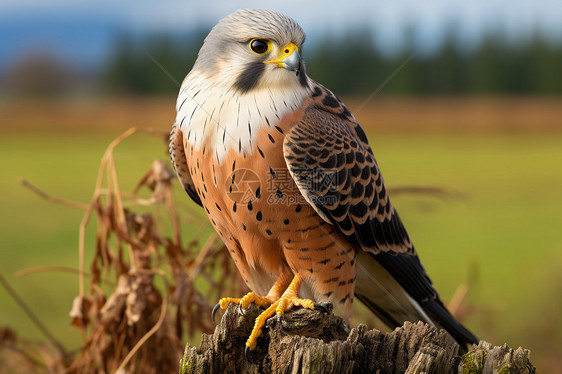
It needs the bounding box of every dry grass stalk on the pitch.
[4,128,249,373]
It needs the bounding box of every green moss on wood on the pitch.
[305,347,334,374]
[461,349,487,374]
[179,346,197,374]
[498,364,512,374]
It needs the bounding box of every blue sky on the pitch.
[1,0,562,70]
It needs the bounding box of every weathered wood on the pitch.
[458,341,536,374]
[180,304,535,374]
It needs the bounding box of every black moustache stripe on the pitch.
[235,60,265,93]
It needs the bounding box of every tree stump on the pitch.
[179,303,535,374]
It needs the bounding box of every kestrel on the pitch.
[170,8,477,352]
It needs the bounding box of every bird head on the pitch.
[193,9,309,93]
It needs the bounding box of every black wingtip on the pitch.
[422,298,479,350]
[362,250,478,350]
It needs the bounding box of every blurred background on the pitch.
[1,0,561,371]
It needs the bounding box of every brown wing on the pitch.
[283,86,478,348]
[169,121,202,207]
[283,92,414,256]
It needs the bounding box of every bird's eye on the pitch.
[249,39,270,54]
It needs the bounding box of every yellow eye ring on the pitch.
[249,39,271,55]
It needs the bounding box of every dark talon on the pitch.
[238,302,246,315]
[211,303,221,324]
[245,345,260,364]
[313,302,330,314]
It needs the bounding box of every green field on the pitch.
[1,105,562,369]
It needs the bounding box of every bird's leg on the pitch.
[246,273,314,350]
[216,272,292,314]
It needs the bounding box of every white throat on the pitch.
[175,71,309,164]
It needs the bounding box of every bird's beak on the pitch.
[264,43,301,73]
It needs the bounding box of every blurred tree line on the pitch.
[103,27,562,95]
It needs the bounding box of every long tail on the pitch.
[354,251,478,351]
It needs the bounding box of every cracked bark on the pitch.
[179,303,535,374]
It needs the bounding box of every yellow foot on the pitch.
[246,280,314,350]
[221,292,273,309]
[212,292,273,323]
